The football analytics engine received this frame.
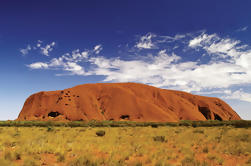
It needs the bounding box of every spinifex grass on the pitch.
[0,124,250,165]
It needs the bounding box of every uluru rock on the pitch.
[17,83,241,122]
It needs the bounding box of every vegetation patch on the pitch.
[153,136,166,142]
[0,120,250,128]
[96,130,105,137]
[0,122,249,165]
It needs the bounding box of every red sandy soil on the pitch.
[17,82,241,122]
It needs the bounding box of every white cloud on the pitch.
[156,49,181,65]
[20,45,31,55]
[207,39,241,58]
[188,33,247,60]
[26,32,251,103]
[28,62,48,69]
[27,47,91,75]
[85,56,245,92]
[69,49,89,62]
[237,26,248,32]
[135,33,157,49]
[20,41,56,56]
[93,44,102,54]
[81,51,88,58]
[40,42,55,56]
[224,89,251,102]
[64,62,85,75]
[173,34,186,40]
[197,89,232,95]
[189,33,251,69]
[188,33,217,48]
[163,34,187,41]
[37,40,42,47]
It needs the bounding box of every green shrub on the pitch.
[179,120,192,126]
[202,146,209,153]
[192,123,198,128]
[216,157,224,165]
[239,133,249,142]
[47,127,54,132]
[151,124,158,128]
[79,129,86,132]
[96,130,105,137]
[193,129,204,134]
[233,120,251,128]
[15,152,21,160]
[0,120,250,128]
[153,136,166,142]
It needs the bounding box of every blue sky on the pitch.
[1,0,251,120]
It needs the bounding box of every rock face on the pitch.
[17,83,241,122]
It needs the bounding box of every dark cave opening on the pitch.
[198,106,211,120]
[120,115,130,120]
[48,111,61,118]
[214,113,222,121]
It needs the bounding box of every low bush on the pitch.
[15,152,21,160]
[153,136,166,142]
[193,129,204,134]
[216,157,224,165]
[151,124,158,128]
[0,120,250,128]
[202,146,209,153]
[96,130,105,137]
[47,127,54,132]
